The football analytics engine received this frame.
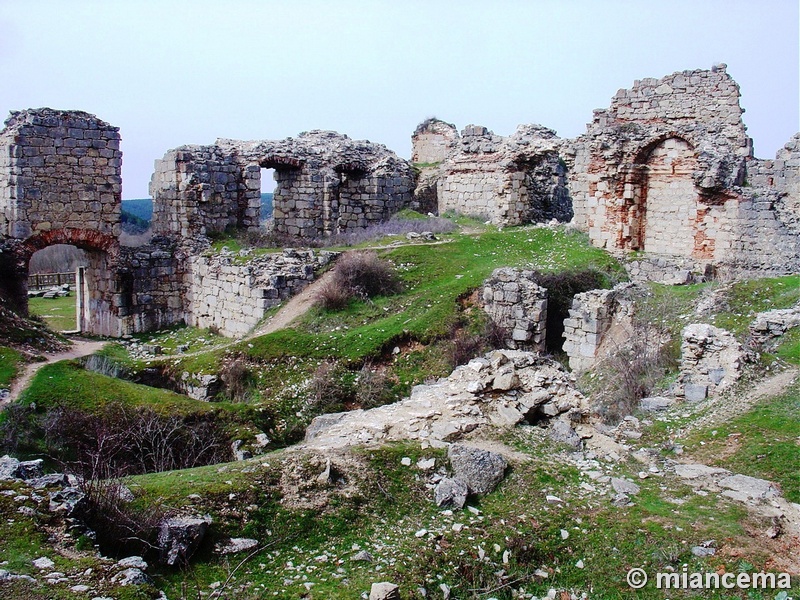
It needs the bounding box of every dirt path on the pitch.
[250,269,335,337]
[5,338,108,405]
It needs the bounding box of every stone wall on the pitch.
[565,65,800,277]
[431,124,572,225]
[0,109,124,335]
[562,284,635,373]
[184,249,335,337]
[152,131,414,241]
[678,323,746,401]
[481,268,547,351]
[411,119,458,165]
[150,146,260,240]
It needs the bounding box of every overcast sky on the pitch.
[1,0,798,199]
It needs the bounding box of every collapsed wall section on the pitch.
[184,249,335,337]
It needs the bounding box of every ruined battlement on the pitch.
[151,130,414,241]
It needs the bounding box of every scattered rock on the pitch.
[32,557,55,570]
[214,538,259,555]
[111,568,151,586]
[117,556,148,571]
[610,478,640,496]
[447,444,507,496]
[640,396,675,412]
[352,550,374,562]
[718,474,779,500]
[673,464,730,480]
[434,477,468,509]
[369,581,400,600]
[548,420,581,448]
[48,487,86,515]
[157,515,212,566]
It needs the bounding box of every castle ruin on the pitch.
[1,65,798,338]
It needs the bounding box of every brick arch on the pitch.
[630,133,697,166]
[630,137,702,256]
[18,228,120,264]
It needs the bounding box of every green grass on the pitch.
[125,437,771,600]
[775,327,800,365]
[0,346,24,387]
[682,381,800,502]
[244,228,621,362]
[27,294,76,331]
[3,360,271,455]
[713,275,800,338]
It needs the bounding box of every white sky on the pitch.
[1,0,798,199]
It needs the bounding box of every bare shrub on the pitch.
[221,356,252,402]
[315,251,402,310]
[315,278,354,311]
[355,363,392,409]
[591,291,680,423]
[447,318,507,369]
[42,403,232,479]
[77,478,168,558]
[309,361,354,412]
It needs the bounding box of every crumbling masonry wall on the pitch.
[482,268,547,351]
[411,122,572,226]
[0,109,124,335]
[565,65,800,275]
[151,131,414,240]
[184,249,335,337]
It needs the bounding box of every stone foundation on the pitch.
[678,323,746,400]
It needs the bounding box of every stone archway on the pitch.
[1,228,121,336]
[636,137,699,256]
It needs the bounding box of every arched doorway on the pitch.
[639,137,698,256]
[0,228,121,336]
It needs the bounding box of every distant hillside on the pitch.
[121,195,273,224]
[121,198,153,222]
[261,192,273,220]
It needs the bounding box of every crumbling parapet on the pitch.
[481,268,547,351]
[151,131,414,242]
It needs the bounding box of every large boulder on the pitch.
[157,515,212,566]
[447,445,507,496]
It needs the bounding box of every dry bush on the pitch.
[591,293,680,423]
[309,361,355,412]
[315,251,402,310]
[42,403,232,479]
[220,356,252,402]
[355,363,393,409]
[447,319,506,369]
[77,478,168,559]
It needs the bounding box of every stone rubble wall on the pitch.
[0,109,124,335]
[411,119,459,165]
[678,323,746,401]
[0,108,122,240]
[184,249,335,337]
[152,131,415,241]
[150,146,260,239]
[481,267,547,351]
[565,65,800,278]
[748,304,800,350]
[304,350,587,450]
[562,284,636,373]
[412,123,572,226]
[116,237,186,335]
